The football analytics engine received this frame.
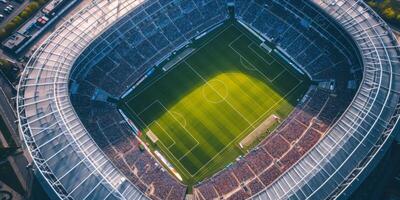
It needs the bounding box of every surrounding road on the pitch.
[0,70,32,199]
[0,0,29,27]
[25,0,92,58]
[0,1,93,199]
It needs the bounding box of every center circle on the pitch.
[202,79,228,103]
[170,111,187,127]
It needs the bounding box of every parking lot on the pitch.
[0,0,27,27]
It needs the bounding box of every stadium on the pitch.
[15,0,400,199]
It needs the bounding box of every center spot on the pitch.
[202,79,228,103]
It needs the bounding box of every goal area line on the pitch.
[120,22,308,181]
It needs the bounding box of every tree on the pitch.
[0,0,49,42]
[383,7,396,19]
[0,59,18,82]
[27,2,39,11]
[34,0,47,5]
[4,22,16,32]
[20,10,30,19]
[0,59,13,72]
[11,16,22,26]
[0,29,7,40]
[367,1,378,8]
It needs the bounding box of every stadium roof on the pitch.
[16,0,400,199]
[17,1,148,199]
[252,0,400,199]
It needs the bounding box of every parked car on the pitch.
[3,8,11,14]
[0,0,8,4]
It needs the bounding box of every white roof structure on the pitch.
[17,1,149,199]
[253,0,400,199]
[16,0,400,199]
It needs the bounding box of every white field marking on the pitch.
[229,38,283,83]
[201,79,229,104]
[124,102,176,148]
[185,61,254,127]
[233,23,280,67]
[124,102,146,128]
[137,100,161,116]
[127,70,303,176]
[248,43,275,65]
[237,51,285,87]
[125,102,178,153]
[126,100,198,176]
[155,100,199,145]
[155,100,200,161]
[226,30,274,65]
[130,58,304,177]
[239,56,257,71]
[125,25,235,103]
[138,100,199,149]
[154,121,176,148]
[170,111,187,127]
[188,77,305,176]
[232,23,301,80]
[229,41,275,82]
[178,144,198,161]
[219,71,270,111]
[228,34,244,48]
[270,70,286,82]
[124,25,306,176]
[154,136,196,176]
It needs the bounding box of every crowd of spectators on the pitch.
[65,0,363,199]
[69,0,231,199]
[194,85,353,199]
[235,0,361,81]
[71,0,229,97]
[71,98,186,199]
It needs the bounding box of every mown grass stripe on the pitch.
[120,23,309,185]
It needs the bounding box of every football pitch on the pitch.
[120,23,310,185]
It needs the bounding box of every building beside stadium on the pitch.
[16,0,400,199]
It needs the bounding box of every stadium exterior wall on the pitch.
[17,1,151,199]
[16,0,400,199]
[251,0,400,199]
[33,165,61,200]
[335,126,399,200]
[316,1,400,199]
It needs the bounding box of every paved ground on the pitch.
[0,0,91,63]
[393,29,400,41]
[0,1,93,199]
[0,67,31,198]
[0,180,23,200]
[25,0,92,59]
[0,0,27,27]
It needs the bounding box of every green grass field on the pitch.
[120,22,310,185]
